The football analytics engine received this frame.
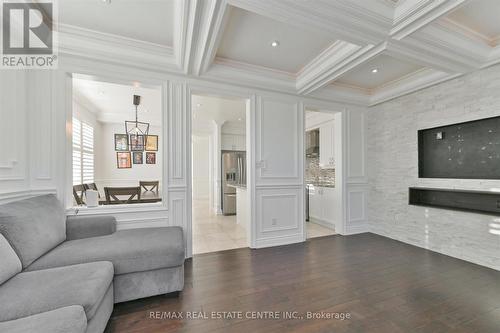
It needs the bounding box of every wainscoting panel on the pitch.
[255,96,302,185]
[0,72,28,187]
[255,186,304,248]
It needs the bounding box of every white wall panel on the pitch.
[344,108,369,234]
[0,72,28,187]
[255,97,301,185]
[253,95,305,247]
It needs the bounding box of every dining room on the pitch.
[71,77,163,207]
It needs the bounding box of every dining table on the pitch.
[99,191,162,205]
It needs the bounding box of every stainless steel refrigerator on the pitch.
[221,151,246,215]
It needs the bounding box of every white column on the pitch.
[166,81,192,257]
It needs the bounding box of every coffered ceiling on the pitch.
[217,6,335,74]
[335,54,424,91]
[445,0,500,46]
[59,0,175,46]
[58,0,500,106]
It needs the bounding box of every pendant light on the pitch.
[125,95,149,137]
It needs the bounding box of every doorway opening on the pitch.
[191,93,249,254]
[305,109,342,239]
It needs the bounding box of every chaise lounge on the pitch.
[0,194,185,333]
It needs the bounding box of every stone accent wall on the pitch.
[367,63,500,270]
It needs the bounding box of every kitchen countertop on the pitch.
[306,183,335,188]
[227,184,247,190]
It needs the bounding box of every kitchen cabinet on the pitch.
[309,185,335,227]
[222,134,246,151]
[319,121,335,169]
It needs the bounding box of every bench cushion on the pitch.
[0,195,66,268]
[26,227,185,274]
[0,261,113,322]
[0,306,87,333]
[0,234,21,285]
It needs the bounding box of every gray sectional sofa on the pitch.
[0,194,185,333]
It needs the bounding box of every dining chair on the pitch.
[139,181,159,195]
[73,184,86,205]
[104,186,141,204]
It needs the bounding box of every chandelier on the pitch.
[125,95,149,137]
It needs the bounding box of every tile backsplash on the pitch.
[305,156,335,187]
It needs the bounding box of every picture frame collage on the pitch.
[114,134,158,169]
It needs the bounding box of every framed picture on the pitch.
[129,134,145,151]
[145,135,158,151]
[146,152,156,164]
[116,152,132,169]
[114,134,129,151]
[133,152,143,164]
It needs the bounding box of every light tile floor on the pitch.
[192,199,336,254]
[192,199,247,254]
[306,221,335,239]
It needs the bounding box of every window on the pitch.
[73,117,94,185]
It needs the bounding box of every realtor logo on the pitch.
[1,0,58,68]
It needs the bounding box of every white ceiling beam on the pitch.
[174,0,230,76]
[369,68,459,105]
[173,0,198,73]
[227,0,392,45]
[391,0,467,40]
[297,42,387,95]
[387,20,487,74]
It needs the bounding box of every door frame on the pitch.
[187,84,256,254]
[302,103,347,237]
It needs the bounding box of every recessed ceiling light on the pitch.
[271,40,280,47]
[196,103,201,107]
[102,0,111,4]
[238,118,242,121]
[98,90,104,95]
[371,68,379,73]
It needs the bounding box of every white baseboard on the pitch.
[343,222,369,235]
[254,233,304,248]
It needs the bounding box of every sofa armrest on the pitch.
[66,215,117,240]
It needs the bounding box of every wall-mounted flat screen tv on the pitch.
[418,115,500,179]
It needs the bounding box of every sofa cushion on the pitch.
[27,227,185,274]
[0,234,21,285]
[0,195,66,268]
[0,261,113,322]
[0,305,87,333]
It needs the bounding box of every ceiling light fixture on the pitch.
[102,0,111,4]
[271,40,279,47]
[125,95,149,138]
[371,68,379,73]
[196,103,201,107]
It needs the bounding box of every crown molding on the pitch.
[59,24,178,73]
[391,0,466,39]
[297,42,388,95]
[440,17,496,47]
[206,57,296,93]
[369,68,459,105]
[227,0,391,45]
[296,41,362,95]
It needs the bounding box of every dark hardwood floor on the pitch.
[105,233,500,333]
